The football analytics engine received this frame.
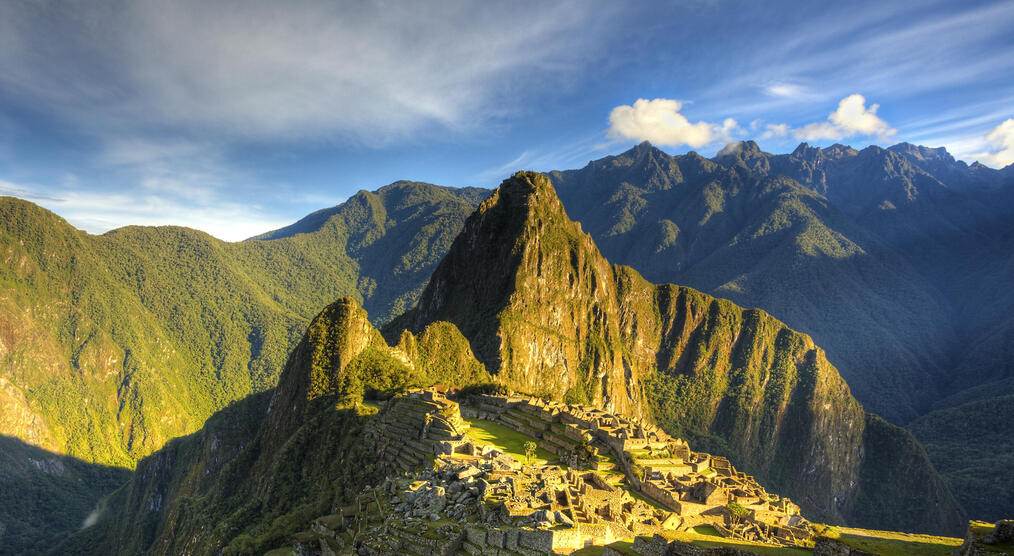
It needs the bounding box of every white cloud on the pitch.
[607,98,740,148]
[792,94,896,141]
[963,119,1014,168]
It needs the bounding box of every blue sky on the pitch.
[1,0,1013,240]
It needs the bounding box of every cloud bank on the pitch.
[607,99,739,148]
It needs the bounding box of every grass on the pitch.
[655,528,810,555]
[969,521,1014,553]
[463,419,556,465]
[572,539,636,555]
[815,524,963,556]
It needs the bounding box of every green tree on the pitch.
[727,501,749,525]
[523,441,537,464]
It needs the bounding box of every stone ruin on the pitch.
[283,387,814,555]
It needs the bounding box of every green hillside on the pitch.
[0,183,482,552]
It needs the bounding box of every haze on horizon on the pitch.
[1,0,1013,240]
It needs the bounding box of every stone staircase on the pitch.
[368,395,467,473]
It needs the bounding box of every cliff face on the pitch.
[388,171,965,534]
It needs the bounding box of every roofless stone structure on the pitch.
[286,387,814,554]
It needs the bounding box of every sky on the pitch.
[1,0,1013,241]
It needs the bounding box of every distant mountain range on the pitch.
[0,140,1011,551]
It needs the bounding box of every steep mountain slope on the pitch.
[548,143,951,422]
[723,141,999,286]
[386,171,964,534]
[0,183,483,550]
[545,142,1014,522]
[909,394,1014,524]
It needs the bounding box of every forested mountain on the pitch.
[0,182,484,553]
[548,141,1014,522]
[3,139,1012,551]
[63,172,962,555]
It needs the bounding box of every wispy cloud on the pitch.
[0,0,616,146]
[692,2,1014,122]
[762,82,816,100]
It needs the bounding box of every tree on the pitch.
[523,441,537,464]
[726,501,749,525]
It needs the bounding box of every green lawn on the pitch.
[816,524,963,556]
[657,528,810,555]
[463,419,557,465]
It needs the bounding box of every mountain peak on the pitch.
[888,142,954,162]
[619,140,668,161]
[716,140,762,158]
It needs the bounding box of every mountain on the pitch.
[548,141,1014,522]
[0,182,484,550]
[63,172,963,555]
[0,436,128,555]
[385,171,964,534]
[548,142,952,422]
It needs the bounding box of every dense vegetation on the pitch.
[0,182,483,550]
[908,395,1014,523]
[56,172,970,554]
[4,140,1012,549]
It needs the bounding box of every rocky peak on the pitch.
[823,143,859,159]
[888,142,956,163]
[716,140,763,159]
[713,140,770,173]
[263,297,382,444]
[791,142,821,160]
